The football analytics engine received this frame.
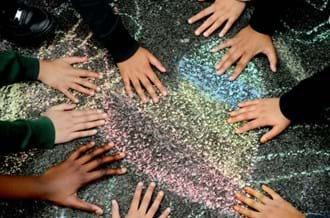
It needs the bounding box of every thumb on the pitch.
[263,46,277,72]
[147,51,166,73]
[65,195,103,216]
[62,56,88,65]
[260,126,282,144]
[111,200,121,218]
[48,103,76,111]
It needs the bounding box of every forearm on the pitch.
[71,0,139,62]
[0,175,45,200]
[0,51,39,87]
[280,66,330,122]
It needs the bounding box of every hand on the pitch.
[234,185,305,218]
[39,142,126,215]
[38,56,101,103]
[111,182,171,218]
[117,47,168,103]
[42,104,107,144]
[228,98,291,143]
[212,25,277,80]
[188,0,246,37]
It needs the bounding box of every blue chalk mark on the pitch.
[178,57,267,109]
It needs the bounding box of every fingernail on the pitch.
[219,33,224,37]
[90,141,95,145]
[203,32,209,37]
[92,130,97,134]
[165,208,171,213]
[150,182,156,187]
[234,205,239,211]
[99,74,103,79]
[95,208,103,215]
[159,191,164,196]
[120,152,125,157]
[121,168,127,173]
[235,129,241,134]
[112,200,116,205]
[153,98,159,103]
[227,119,232,123]
[188,19,192,24]
[211,48,217,53]
[161,67,167,72]
[96,87,101,92]
[195,31,200,36]
[100,120,106,125]
[75,99,79,103]
[229,76,235,81]
[138,182,143,187]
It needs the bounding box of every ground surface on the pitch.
[0,0,329,217]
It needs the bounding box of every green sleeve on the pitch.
[0,51,39,87]
[0,117,55,153]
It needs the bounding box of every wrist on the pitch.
[33,175,52,200]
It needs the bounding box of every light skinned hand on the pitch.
[42,104,107,144]
[111,182,171,218]
[188,0,246,37]
[228,98,291,143]
[212,25,277,80]
[234,185,305,218]
[38,56,101,103]
[117,47,168,103]
[40,142,127,215]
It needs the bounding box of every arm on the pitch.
[0,117,55,153]
[70,0,139,63]
[280,66,330,123]
[0,51,39,87]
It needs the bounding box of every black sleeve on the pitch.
[279,66,330,123]
[249,0,287,35]
[71,0,139,63]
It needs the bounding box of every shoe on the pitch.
[0,4,55,44]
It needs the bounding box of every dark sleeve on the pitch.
[249,0,287,35]
[279,66,330,123]
[71,0,139,63]
[0,117,55,153]
[0,51,39,87]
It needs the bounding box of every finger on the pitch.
[71,109,103,117]
[217,49,242,75]
[219,19,234,37]
[235,119,263,134]
[244,187,270,204]
[73,113,107,124]
[147,71,168,97]
[71,120,106,132]
[238,99,260,107]
[83,152,126,172]
[147,191,164,217]
[195,15,217,36]
[148,53,166,73]
[261,184,281,200]
[211,40,232,53]
[130,182,144,210]
[65,195,103,215]
[70,83,95,96]
[188,6,214,24]
[159,208,171,218]
[228,111,257,124]
[131,78,148,103]
[69,142,96,160]
[69,129,98,141]
[77,70,101,79]
[234,205,259,218]
[229,54,253,81]
[204,17,226,37]
[140,182,156,213]
[48,103,76,111]
[62,56,88,65]
[235,193,263,212]
[123,76,134,98]
[111,200,121,218]
[260,126,283,143]
[264,46,277,72]
[140,76,159,103]
[75,78,100,92]
[76,143,114,165]
[61,88,79,103]
[229,106,256,117]
[86,168,127,182]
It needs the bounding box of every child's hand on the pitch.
[228,98,291,143]
[40,142,127,215]
[117,47,168,103]
[234,185,305,218]
[212,25,277,80]
[111,182,171,218]
[188,0,246,37]
[42,104,107,144]
[38,56,101,103]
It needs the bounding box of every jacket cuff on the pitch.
[102,18,140,63]
[19,55,40,81]
[27,116,55,149]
